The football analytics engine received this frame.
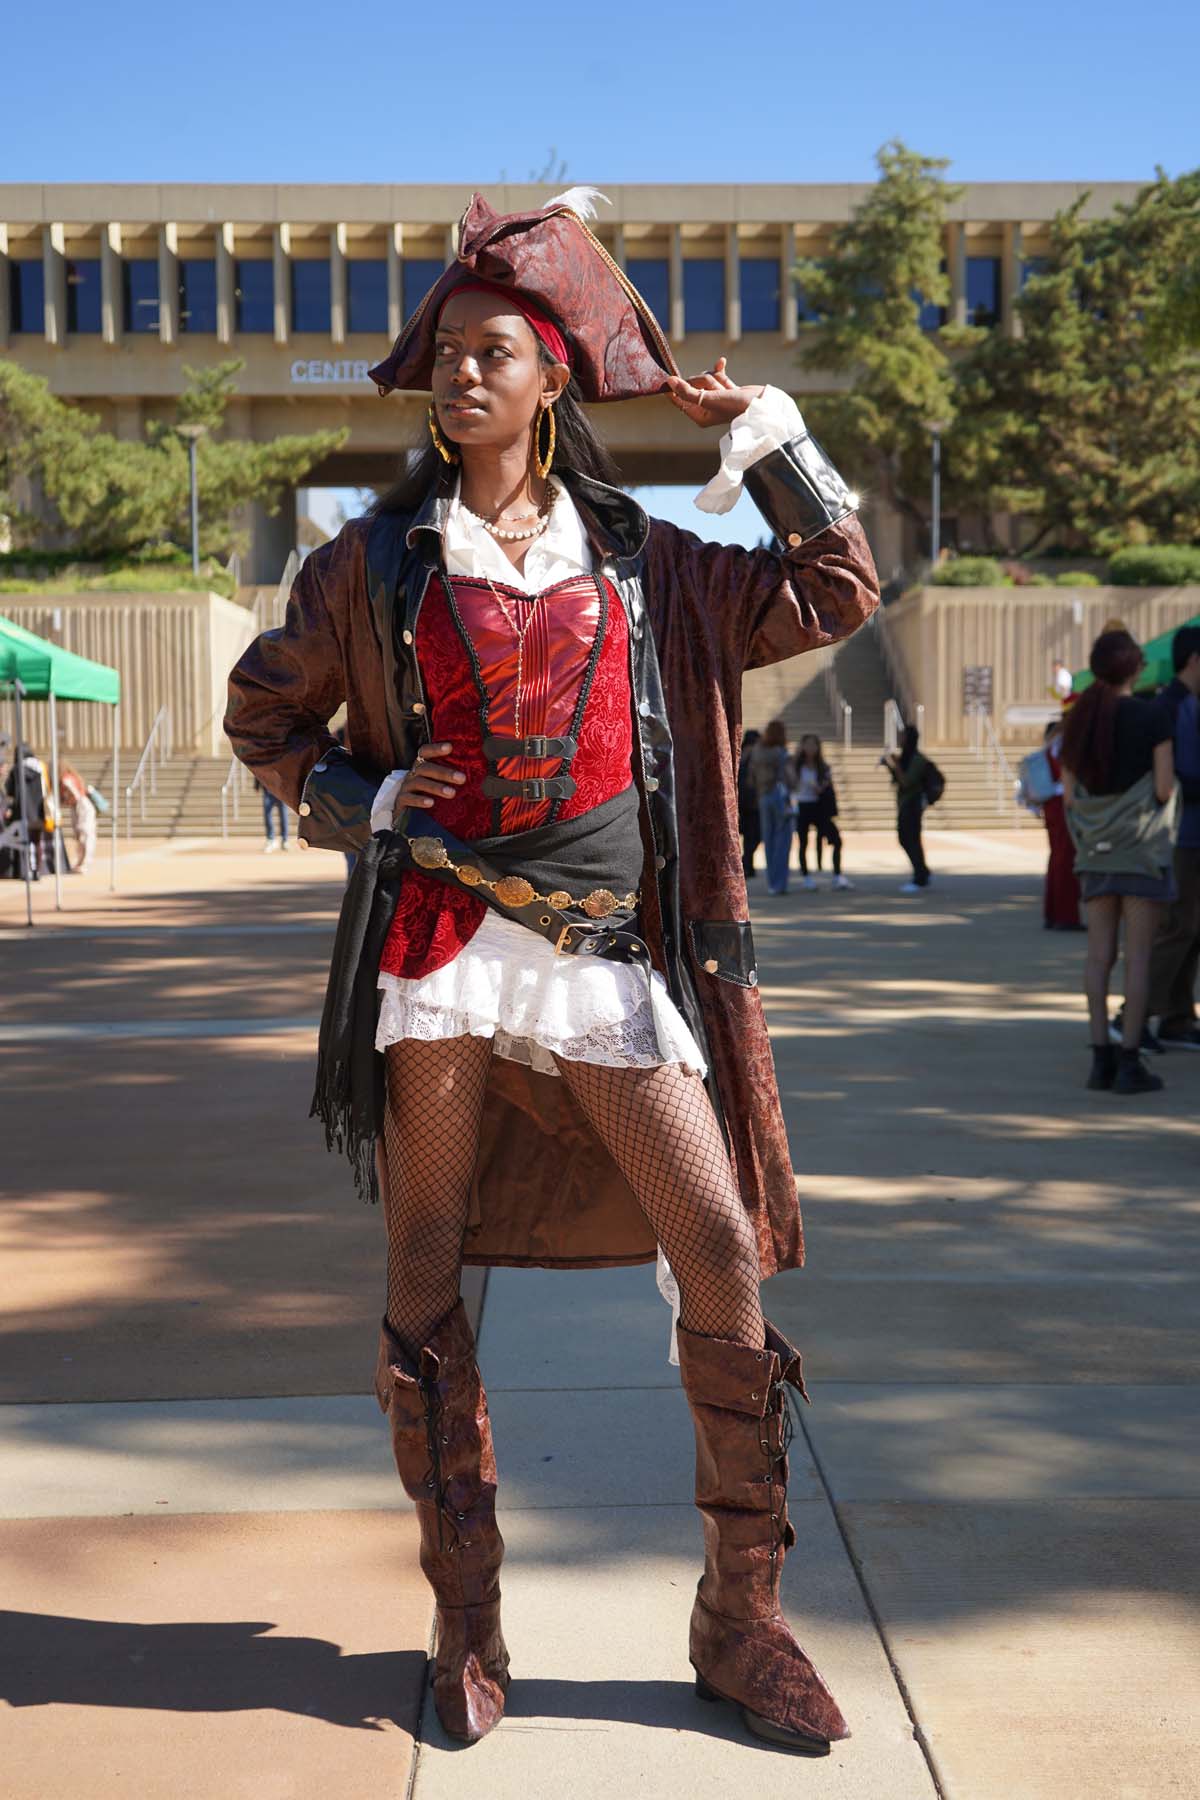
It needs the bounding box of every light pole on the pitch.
[926,420,949,570]
[176,423,207,576]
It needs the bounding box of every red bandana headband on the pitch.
[439,277,572,370]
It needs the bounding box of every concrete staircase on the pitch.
[741,622,1034,831]
[60,753,293,841]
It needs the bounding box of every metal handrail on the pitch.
[968,702,1023,816]
[124,706,172,840]
[883,696,925,752]
[220,754,250,839]
[873,606,923,730]
[252,549,301,634]
[821,656,853,749]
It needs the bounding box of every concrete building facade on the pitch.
[2,182,1143,579]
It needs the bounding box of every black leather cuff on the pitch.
[296,745,378,853]
[745,431,860,547]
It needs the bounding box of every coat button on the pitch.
[298,802,311,816]
[412,702,426,715]
[748,970,758,985]
[645,776,659,792]
[297,837,309,850]
[787,532,803,548]
[704,958,719,973]
[654,854,666,871]
[639,700,651,717]
[402,629,414,644]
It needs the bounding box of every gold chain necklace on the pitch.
[481,574,546,742]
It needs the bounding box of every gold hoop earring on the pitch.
[427,404,458,465]
[534,400,556,479]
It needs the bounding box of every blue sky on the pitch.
[6,0,1196,186]
[8,0,1196,543]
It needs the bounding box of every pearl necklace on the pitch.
[460,486,554,543]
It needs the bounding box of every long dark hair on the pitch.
[370,344,622,517]
[1061,629,1143,791]
[798,732,831,781]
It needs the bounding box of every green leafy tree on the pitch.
[794,141,965,532]
[0,357,346,560]
[950,169,1200,554]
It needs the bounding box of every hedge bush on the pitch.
[1107,545,1200,586]
[931,556,1008,587]
[1052,571,1102,587]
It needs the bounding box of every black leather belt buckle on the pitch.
[481,772,578,801]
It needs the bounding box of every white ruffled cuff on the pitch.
[370,768,408,836]
[694,386,808,516]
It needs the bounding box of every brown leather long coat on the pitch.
[225,445,879,1278]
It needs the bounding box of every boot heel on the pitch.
[694,1672,721,1703]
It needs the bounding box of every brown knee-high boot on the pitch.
[374,1300,510,1743]
[676,1319,850,1755]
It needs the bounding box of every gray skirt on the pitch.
[1080,867,1177,903]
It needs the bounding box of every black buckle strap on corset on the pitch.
[394,806,652,981]
[482,733,578,762]
[481,772,577,801]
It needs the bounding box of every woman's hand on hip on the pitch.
[666,356,765,428]
[396,743,466,816]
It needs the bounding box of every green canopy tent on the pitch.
[1072,614,1200,695]
[0,614,122,923]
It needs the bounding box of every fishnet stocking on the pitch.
[382,1036,494,1359]
[381,1037,765,1357]
[552,1056,766,1346]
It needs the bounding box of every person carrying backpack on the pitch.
[883,725,938,892]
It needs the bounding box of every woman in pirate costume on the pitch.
[226,189,879,1754]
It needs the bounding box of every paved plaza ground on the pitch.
[1,827,1197,1798]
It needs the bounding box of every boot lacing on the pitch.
[761,1369,796,1562]
[418,1366,467,1555]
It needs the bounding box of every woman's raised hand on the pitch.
[665,357,765,428]
[395,742,466,816]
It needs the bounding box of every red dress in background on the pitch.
[1043,738,1082,929]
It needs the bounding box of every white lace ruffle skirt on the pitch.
[376,909,706,1077]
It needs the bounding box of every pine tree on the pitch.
[793,141,963,531]
[950,169,1200,553]
[0,357,347,561]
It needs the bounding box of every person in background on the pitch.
[1145,624,1200,1048]
[750,719,796,896]
[1051,658,1074,706]
[794,733,852,892]
[59,764,97,874]
[4,744,50,879]
[737,729,762,879]
[1061,629,1176,1095]
[1039,719,1082,930]
[255,775,290,853]
[883,725,931,893]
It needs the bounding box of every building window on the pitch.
[403,257,445,320]
[292,258,331,334]
[179,259,217,333]
[235,259,274,333]
[684,258,724,333]
[739,258,779,332]
[66,257,102,333]
[123,258,160,334]
[10,259,44,333]
[627,258,669,330]
[966,255,1001,327]
[348,259,387,334]
[1020,256,1050,288]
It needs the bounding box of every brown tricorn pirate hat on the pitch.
[367,188,679,403]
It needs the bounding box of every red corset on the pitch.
[379,572,634,981]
